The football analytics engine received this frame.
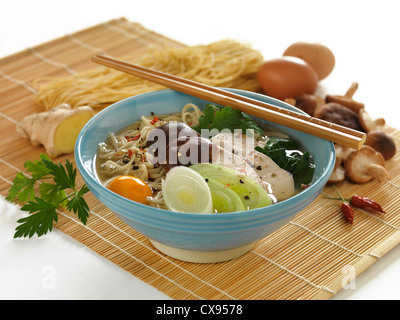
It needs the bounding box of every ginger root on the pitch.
[17,103,95,157]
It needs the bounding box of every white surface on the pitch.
[1,0,400,300]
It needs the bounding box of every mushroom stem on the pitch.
[366,164,390,182]
[345,82,359,98]
[325,82,364,113]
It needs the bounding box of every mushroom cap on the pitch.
[365,130,396,160]
[325,82,364,113]
[358,109,386,132]
[333,144,353,170]
[325,95,364,113]
[314,102,363,131]
[294,93,318,116]
[344,145,389,183]
[328,165,345,183]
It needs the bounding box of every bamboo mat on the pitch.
[1,17,400,300]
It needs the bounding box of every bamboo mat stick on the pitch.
[92,54,366,149]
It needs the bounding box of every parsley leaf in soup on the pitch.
[192,104,263,135]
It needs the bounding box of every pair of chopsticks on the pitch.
[92,54,366,150]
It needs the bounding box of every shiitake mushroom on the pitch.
[146,122,199,148]
[365,130,396,160]
[145,121,217,171]
[344,146,390,183]
[314,102,364,132]
[164,136,217,171]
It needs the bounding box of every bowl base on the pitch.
[149,239,255,263]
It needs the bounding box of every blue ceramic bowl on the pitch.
[75,89,335,263]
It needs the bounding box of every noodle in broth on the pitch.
[96,103,203,209]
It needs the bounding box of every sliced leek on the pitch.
[161,166,213,213]
[206,178,246,213]
[190,163,272,210]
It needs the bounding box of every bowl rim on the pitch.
[75,88,335,223]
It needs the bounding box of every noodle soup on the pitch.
[96,103,315,212]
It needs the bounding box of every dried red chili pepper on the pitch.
[150,116,160,125]
[350,195,385,214]
[125,134,141,142]
[340,202,354,224]
[330,185,355,224]
[326,185,386,225]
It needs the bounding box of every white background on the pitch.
[1,0,400,300]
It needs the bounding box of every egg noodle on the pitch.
[96,103,203,209]
[32,40,264,111]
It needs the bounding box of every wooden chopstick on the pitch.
[92,54,366,150]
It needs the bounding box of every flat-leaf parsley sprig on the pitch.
[6,154,90,239]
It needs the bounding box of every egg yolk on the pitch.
[107,175,152,204]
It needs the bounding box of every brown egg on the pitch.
[283,42,335,80]
[257,56,318,101]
